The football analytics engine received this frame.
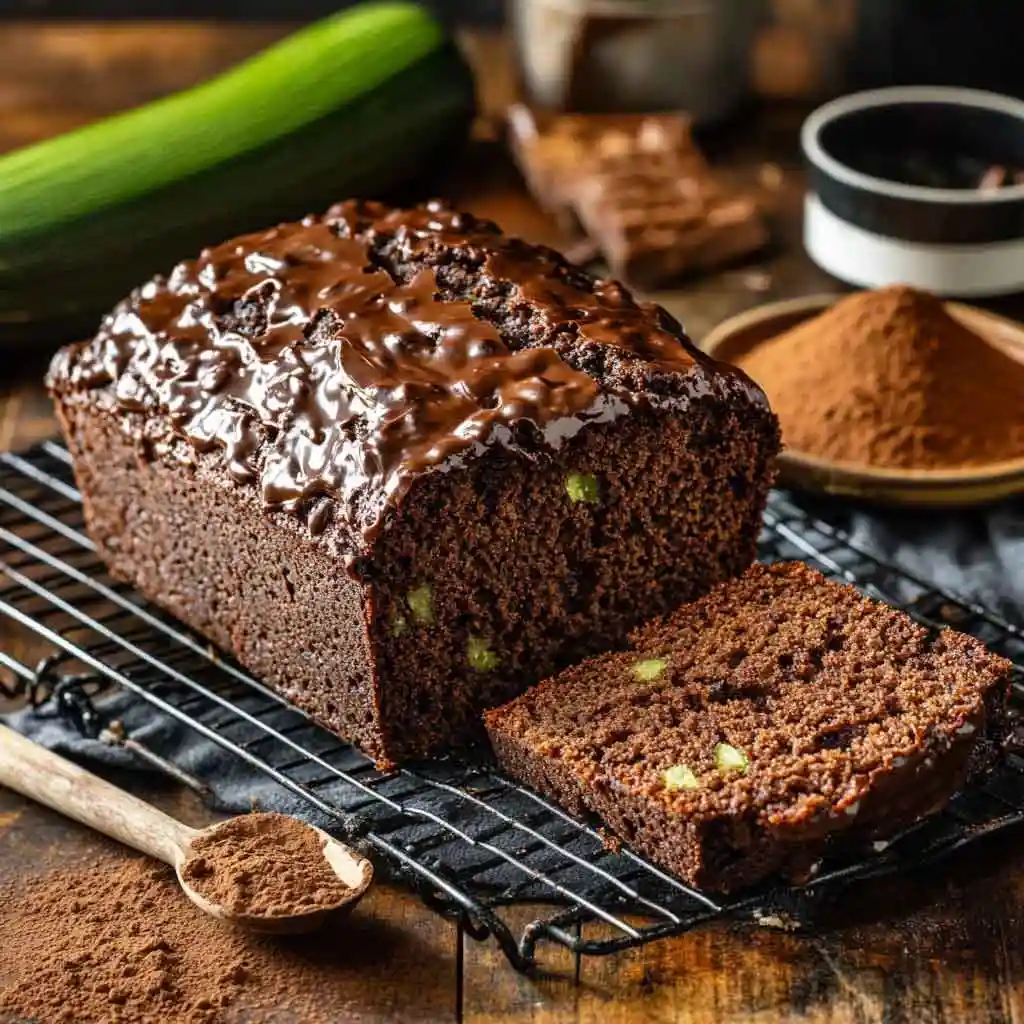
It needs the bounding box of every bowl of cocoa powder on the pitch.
[802,87,1024,298]
[703,285,1024,507]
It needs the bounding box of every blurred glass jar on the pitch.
[509,0,767,124]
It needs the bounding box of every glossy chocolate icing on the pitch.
[49,200,764,540]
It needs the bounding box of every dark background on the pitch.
[2,0,1022,98]
[0,0,501,19]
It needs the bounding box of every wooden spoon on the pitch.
[0,724,373,934]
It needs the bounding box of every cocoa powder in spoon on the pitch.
[180,812,351,918]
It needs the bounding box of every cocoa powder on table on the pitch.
[181,812,352,918]
[0,856,252,1024]
[0,819,371,1024]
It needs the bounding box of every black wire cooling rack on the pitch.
[1,440,1023,974]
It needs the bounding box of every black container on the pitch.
[802,87,1024,298]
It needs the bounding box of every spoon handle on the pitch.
[0,724,197,865]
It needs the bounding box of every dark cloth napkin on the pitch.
[821,496,1024,622]
[6,681,340,827]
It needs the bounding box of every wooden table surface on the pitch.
[2,21,1024,1024]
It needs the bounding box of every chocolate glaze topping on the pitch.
[49,200,764,541]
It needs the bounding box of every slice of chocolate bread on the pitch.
[47,200,779,765]
[485,562,1012,892]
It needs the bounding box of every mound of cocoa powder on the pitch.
[0,845,383,1024]
[737,285,1024,471]
[181,812,355,918]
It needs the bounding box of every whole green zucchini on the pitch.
[0,2,475,343]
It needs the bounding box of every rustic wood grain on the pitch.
[0,23,290,153]
[462,847,1024,1023]
[2,20,1024,1024]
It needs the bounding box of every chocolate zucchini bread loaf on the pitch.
[485,562,1012,892]
[47,199,779,764]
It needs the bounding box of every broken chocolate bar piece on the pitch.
[572,148,769,288]
[506,105,767,287]
[507,105,701,234]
